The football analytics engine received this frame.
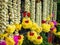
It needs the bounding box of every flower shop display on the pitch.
[0,0,59,45]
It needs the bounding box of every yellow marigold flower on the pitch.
[31,23,38,31]
[31,23,42,33]
[5,37,15,45]
[18,35,24,45]
[35,27,42,33]
[14,23,22,30]
[33,35,43,44]
[22,17,32,29]
[6,24,16,33]
[27,31,37,41]
[49,22,54,27]
[42,23,51,33]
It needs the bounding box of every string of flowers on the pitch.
[30,0,35,22]
[8,0,14,24]
[0,0,2,34]
[0,0,7,34]
[36,0,41,26]
[13,0,18,23]
[17,0,21,23]
[25,0,30,12]
[39,1,42,26]
[0,0,7,45]
[47,0,50,17]
[6,0,9,25]
[43,0,48,20]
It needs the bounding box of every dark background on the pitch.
[57,0,60,23]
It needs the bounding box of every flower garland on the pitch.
[43,0,48,20]
[39,1,42,26]
[17,0,21,23]
[13,0,18,23]
[0,0,8,45]
[25,0,30,12]
[36,0,40,26]
[8,0,14,24]
[30,0,35,22]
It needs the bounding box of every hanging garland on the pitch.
[17,0,21,23]
[25,0,30,12]
[0,0,8,45]
[30,0,35,22]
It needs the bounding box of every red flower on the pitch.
[23,11,27,17]
[42,20,46,23]
[30,32,34,36]
[25,20,29,23]
[18,36,21,40]
[27,13,30,17]
[37,36,41,39]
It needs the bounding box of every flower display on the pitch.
[0,0,58,45]
[27,31,37,41]
[6,25,16,33]
[33,35,43,44]
[22,17,32,29]
[42,23,51,33]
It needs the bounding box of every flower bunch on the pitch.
[31,23,42,33]
[6,24,16,33]
[27,31,43,44]
[22,17,32,29]
[33,35,43,44]
[27,31,37,41]
[42,23,51,33]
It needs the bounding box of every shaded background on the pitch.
[57,0,60,23]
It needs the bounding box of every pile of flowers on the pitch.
[0,12,60,45]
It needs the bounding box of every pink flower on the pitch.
[14,35,19,45]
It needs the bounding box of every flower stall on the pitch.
[0,0,60,45]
